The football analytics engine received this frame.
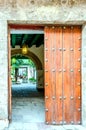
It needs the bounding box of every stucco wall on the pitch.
[30,45,44,67]
[0,20,9,129]
[0,0,85,24]
[0,0,86,129]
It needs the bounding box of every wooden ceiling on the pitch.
[11,34,44,48]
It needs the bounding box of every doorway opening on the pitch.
[9,26,44,123]
[8,25,81,125]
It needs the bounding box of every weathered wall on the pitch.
[0,20,9,129]
[0,0,86,129]
[0,0,86,24]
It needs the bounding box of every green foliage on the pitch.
[29,77,36,83]
[11,55,36,69]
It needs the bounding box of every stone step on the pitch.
[5,123,86,130]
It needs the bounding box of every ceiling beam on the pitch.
[30,34,40,47]
[21,34,29,46]
[35,35,44,47]
[11,35,16,48]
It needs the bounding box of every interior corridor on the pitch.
[12,83,44,123]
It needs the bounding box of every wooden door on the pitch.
[8,26,12,121]
[44,26,81,125]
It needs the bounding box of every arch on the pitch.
[11,49,43,70]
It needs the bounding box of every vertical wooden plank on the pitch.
[44,27,54,124]
[73,26,81,124]
[69,26,75,124]
[62,26,71,124]
[51,27,56,124]
[8,26,12,121]
[55,27,63,124]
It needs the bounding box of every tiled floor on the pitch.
[5,83,86,130]
[12,97,45,123]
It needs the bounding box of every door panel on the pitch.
[63,27,71,124]
[44,27,54,124]
[73,26,81,124]
[55,27,63,124]
[44,26,81,125]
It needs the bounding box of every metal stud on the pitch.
[78,58,80,62]
[45,48,48,51]
[63,69,66,72]
[52,96,55,100]
[78,121,81,124]
[78,37,81,40]
[52,26,55,29]
[70,69,74,72]
[70,48,74,51]
[45,59,48,62]
[45,37,48,40]
[64,96,66,100]
[45,70,48,72]
[45,108,48,112]
[78,96,80,99]
[59,48,62,51]
[52,69,55,72]
[63,26,66,29]
[45,83,48,86]
[60,121,63,124]
[77,83,80,86]
[59,96,62,100]
[71,121,74,124]
[46,122,49,124]
[78,69,80,72]
[70,96,74,100]
[78,108,81,111]
[63,48,66,51]
[64,121,66,124]
[78,48,81,51]
[52,48,55,51]
[45,96,48,99]
[59,69,62,72]
[52,121,56,125]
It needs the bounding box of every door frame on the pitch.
[8,24,82,125]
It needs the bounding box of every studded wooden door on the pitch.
[44,26,81,125]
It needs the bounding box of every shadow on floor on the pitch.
[12,83,44,97]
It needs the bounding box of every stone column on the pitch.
[0,20,9,129]
[82,25,86,126]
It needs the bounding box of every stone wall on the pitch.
[0,0,86,24]
[0,0,86,129]
[0,20,9,128]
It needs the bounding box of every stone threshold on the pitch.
[4,122,86,130]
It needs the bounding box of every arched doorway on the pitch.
[11,49,43,90]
